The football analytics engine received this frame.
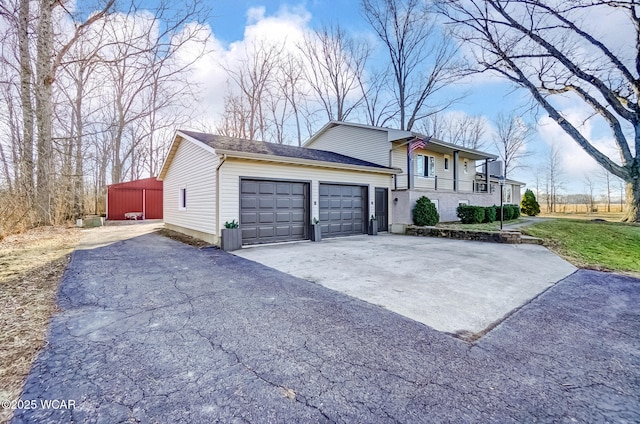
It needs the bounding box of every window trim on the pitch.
[444,155,450,172]
[463,159,469,174]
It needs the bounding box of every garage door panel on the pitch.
[259,183,274,194]
[275,198,290,208]
[319,183,366,238]
[275,226,291,236]
[291,225,305,236]
[242,228,257,239]
[259,212,274,223]
[276,184,291,195]
[291,198,304,209]
[241,197,258,209]
[241,181,258,194]
[259,198,275,208]
[240,179,308,245]
[241,212,257,224]
[258,227,274,237]
[276,212,291,222]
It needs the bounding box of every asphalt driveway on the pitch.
[13,231,640,423]
[235,234,576,337]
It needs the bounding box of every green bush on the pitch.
[511,204,521,219]
[483,206,497,223]
[496,204,520,221]
[457,205,485,224]
[520,189,541,216]
[413,196,440,226]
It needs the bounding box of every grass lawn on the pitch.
[522,219,640,275]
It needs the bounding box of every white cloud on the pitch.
[536,107,621,189]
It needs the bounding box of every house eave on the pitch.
[216,149,401,174]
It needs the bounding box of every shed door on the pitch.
[240,179,309,245]
[319,183,366,237]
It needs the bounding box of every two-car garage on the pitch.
[160,131,397,247]
[240,179,369,245]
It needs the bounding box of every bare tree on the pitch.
[224,40,283,141]
[277,53,308,146]
[362,0,461,130]
[357,67,396,127]
[420,112,487,150]
[545,143,563,213]
[438,0,640,222]
[600,168,614,213]
[300,24,369,122]
[584,174,597,213]
[493,112,534,178]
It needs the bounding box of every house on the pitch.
[305,121,524,223]
[158,122,525,247]
[157,130,399,245]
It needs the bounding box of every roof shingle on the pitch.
[180,130,393,170]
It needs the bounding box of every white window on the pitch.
[179,187,187,210]
[415,155,436,177]
[504,185,513,204]
[463,159,469,174]
[444,156,450,171]
[458,200,469,206]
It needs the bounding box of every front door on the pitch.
[375,187,388,232]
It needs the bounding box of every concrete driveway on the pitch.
[13,230,640,423]
[235,234,576,337]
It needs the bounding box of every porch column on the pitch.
[453,150,459,192]
[485,159,490,193]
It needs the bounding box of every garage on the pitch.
[240,179,309,245]
[319,183,366,237]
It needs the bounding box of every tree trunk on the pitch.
[18,0,34,199]
[34,0,54,225]
[622,175,640,222]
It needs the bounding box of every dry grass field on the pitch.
[0,226,80,423]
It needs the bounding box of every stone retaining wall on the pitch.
[406,225,523,244]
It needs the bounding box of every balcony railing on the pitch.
[394,175,493,194]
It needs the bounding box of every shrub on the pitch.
[413,196,440,226]
[483,206,497,223]
[457,205,485,224]
[511,204,521,219]
[520,189,541,216]
[496,204,520,221]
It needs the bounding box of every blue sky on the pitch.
[189,1,622,195]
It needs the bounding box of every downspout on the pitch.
[485,159,490,193]
[215,154,227,245]
[453,151,460,192]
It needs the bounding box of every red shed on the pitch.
[106,177,163,220]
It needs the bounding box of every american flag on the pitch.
[408,136,431,155]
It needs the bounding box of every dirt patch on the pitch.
[0,226,80,423]
[158,228,214,249]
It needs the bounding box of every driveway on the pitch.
[12,230,639,423]
[235,234,576,337]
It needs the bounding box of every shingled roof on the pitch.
[180,130,393,170]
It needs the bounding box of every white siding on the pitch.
[163,139,218,236]
[219,158,392,232]
[307,125,389,166]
